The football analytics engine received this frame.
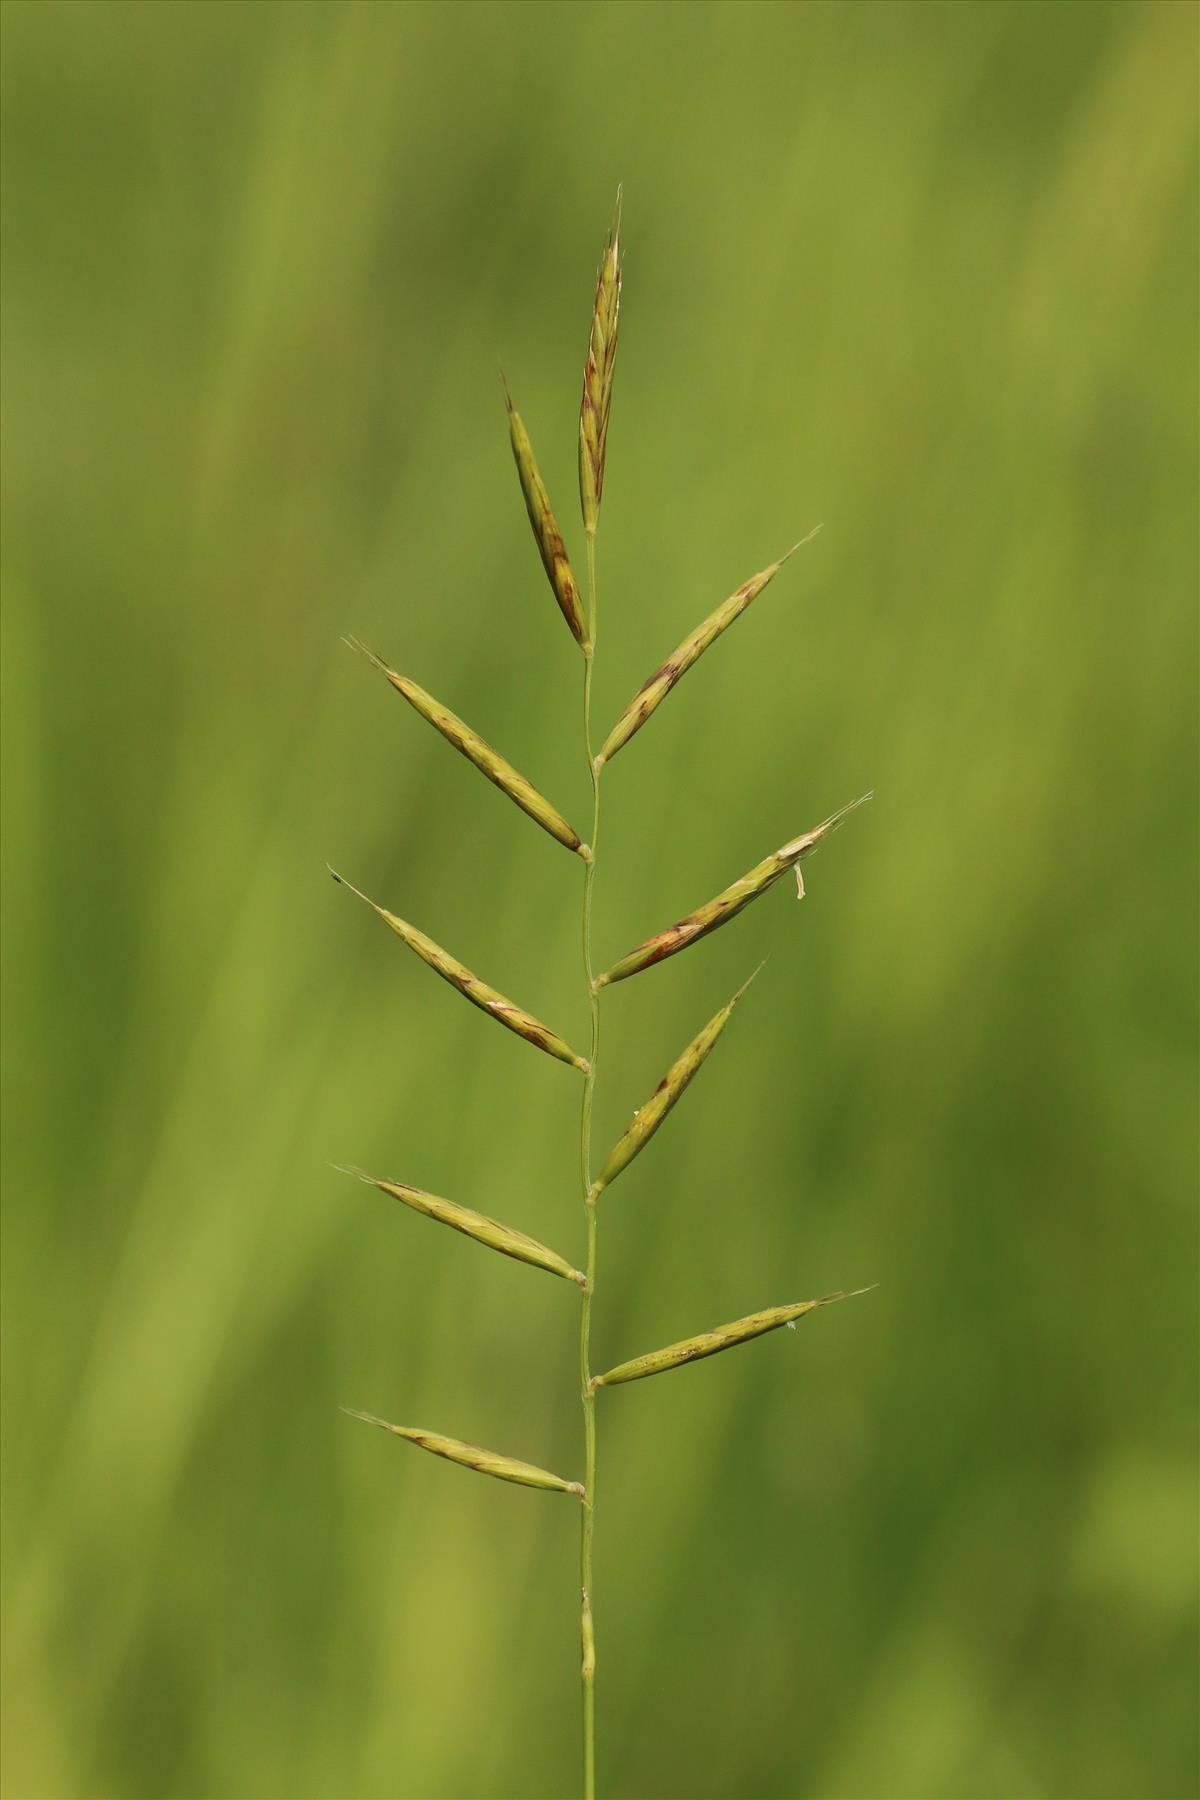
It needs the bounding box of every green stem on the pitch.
[579,532,602,1800]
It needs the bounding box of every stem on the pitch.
[579,532,602,1800]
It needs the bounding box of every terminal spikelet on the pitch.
[579,188,622,538]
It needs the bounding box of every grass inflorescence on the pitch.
[333,192,870,1800]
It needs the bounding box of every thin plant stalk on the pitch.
[578,530,602,1800]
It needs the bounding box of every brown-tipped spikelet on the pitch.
[591,969,759,1199]
[346,639,587,856]
[579,190,622,538]
[505,384,588,649]
[594,794,872,988]
[343,1410,585,1496]
[329,869,588,1072]
[598,530,819,766]
[591,1290,870,1389]
[338,1167,588,1286]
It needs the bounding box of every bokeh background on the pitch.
[2,3,1197,1797]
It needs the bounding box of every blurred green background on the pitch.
[2,3,1197,1797]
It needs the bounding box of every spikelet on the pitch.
[594,794,871,988]
[343,1409,584,1496]
[505,383,588,649]
[347,639,587,857]
[590,969,759,1199]
[329,869,588,1072]
[591,1290,870,1389]
[579,189,622,538]
[338,1166,587,1286]
[597,530,819,766]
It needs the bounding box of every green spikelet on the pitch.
[598,530,819,766]
[592,1290,871,1389]
[329,869,588,1072]
[337,1167,587,1286]
[595,795,872,987]
[347,639,587,856]
[590,969,759,1199]
[506,383,588,648]
[343,1410,584,1496]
